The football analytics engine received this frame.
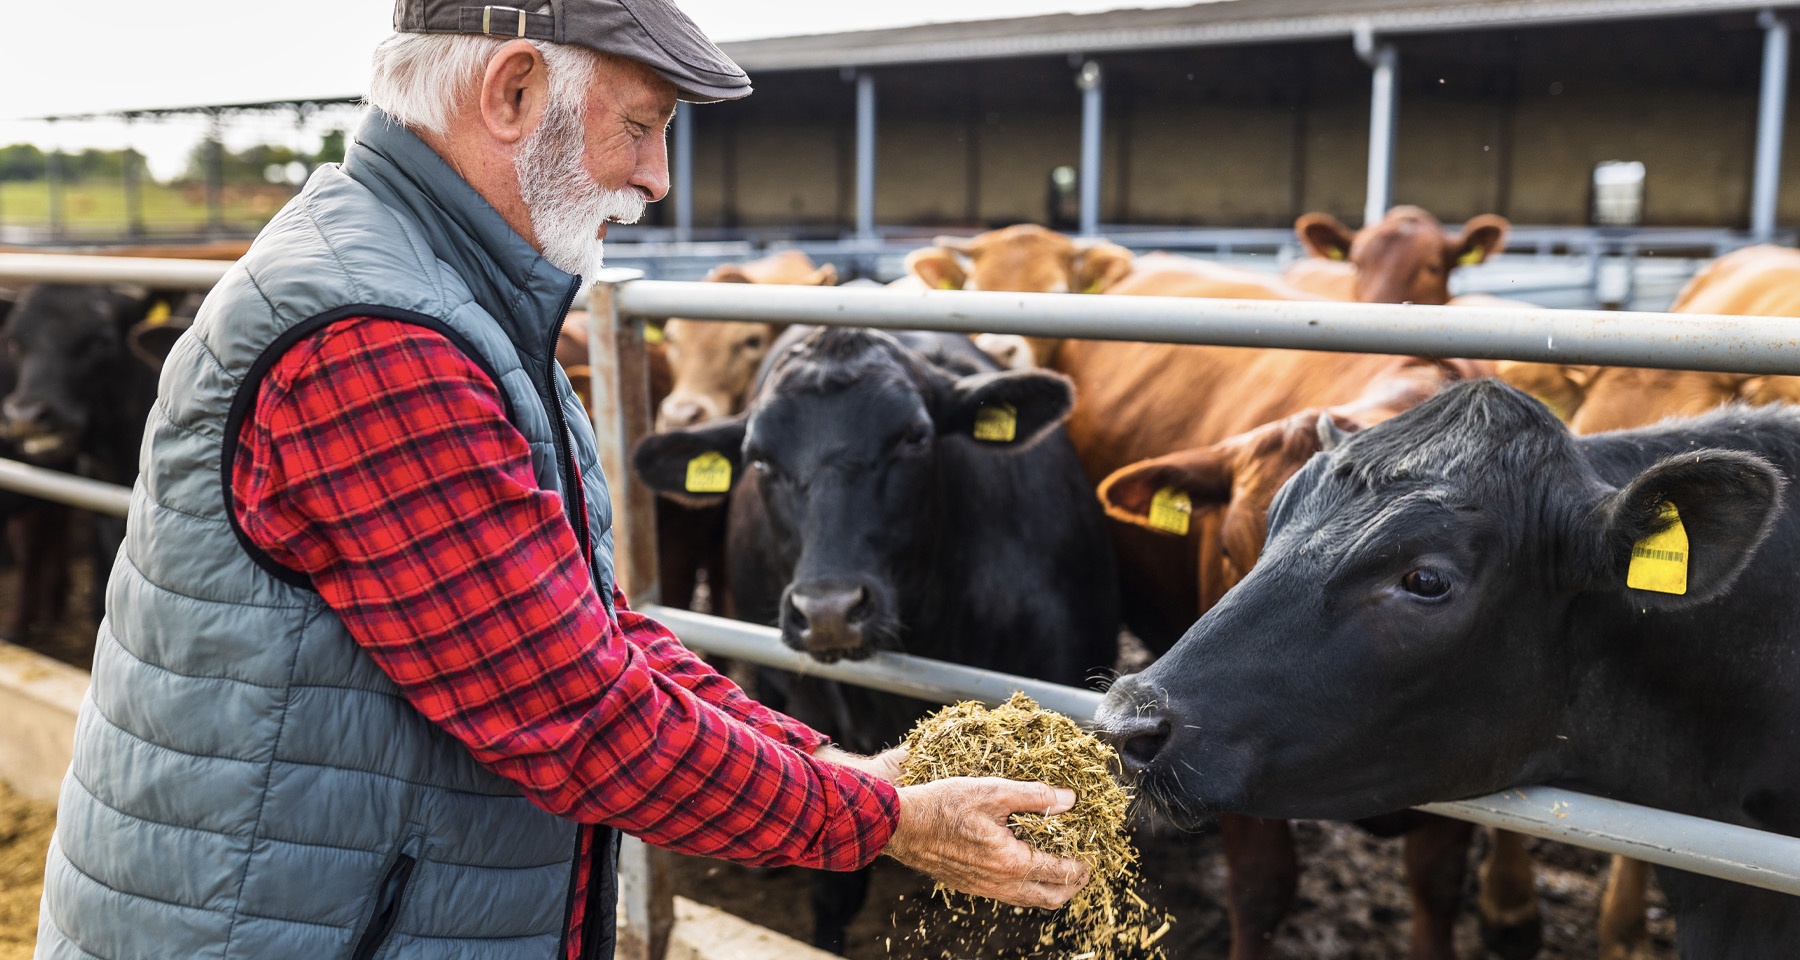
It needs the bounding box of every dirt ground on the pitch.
[0,786,53,960]
[669,817,1677,959]
[0,553,1679,959]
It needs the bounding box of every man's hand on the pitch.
[813,744,907,783]
[883,777,1091,910]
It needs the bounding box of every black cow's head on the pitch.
[1098,380,1783,822]
[0,285,157,465]
[635,328,1075,662]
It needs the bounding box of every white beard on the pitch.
[514,101,646,279]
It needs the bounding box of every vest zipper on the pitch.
[350,853,416,960]
[549,277,599,960]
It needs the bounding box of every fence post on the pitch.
[586,268,672,960]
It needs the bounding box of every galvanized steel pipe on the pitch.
[613,279,1800,376]
[1754,10,1791,241]
[855,72,878,240]
[648,606,1800,896]
[1078,60,1105,237]
[0,254,231,289]
[0,458,131,517]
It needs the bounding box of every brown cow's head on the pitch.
[1296,207,1508,305]
[656,252,836,431]
[1098,409,1357,610]
[905,224,1134,295]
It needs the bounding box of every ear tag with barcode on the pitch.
[972,404,1017,442]
[685,451,733,494]
[1626,502,1688,595]
[1147,487,1193,536]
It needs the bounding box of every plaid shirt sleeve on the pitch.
[612,590,828,754]
[229,316,898,869]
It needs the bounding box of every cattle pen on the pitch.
[2,252,1800,959]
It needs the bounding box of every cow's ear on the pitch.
[804,264,838,286]
[906,246,967,291]
[1073,242,1134,294]
[126,311,191,371]
[705,265,754,284]
[1297,212,1356,262]
[1097,447,1235,536]
[631,415,748,508]
[938,369,1073,450]
[1495,362,1592,424]
[1589,449,1785,610]
[1452,214,1509,267]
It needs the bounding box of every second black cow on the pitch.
[635,326,1119,954]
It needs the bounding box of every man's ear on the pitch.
[1591,449,1786,610]
[1073,242,1134,294]
[905,246,967,291]
[1097,446,1236,535]
[477,38,549,145]
[1296,212,1357,262]
[937,369,1074,449]
[1452,214,1510,267]
[631,415,749,508]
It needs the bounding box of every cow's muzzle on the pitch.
[781,579,878,663]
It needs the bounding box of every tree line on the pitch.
[0,131,346,184]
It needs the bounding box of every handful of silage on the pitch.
[898,693,1171,958]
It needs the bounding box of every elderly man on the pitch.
[34,3,1088,959]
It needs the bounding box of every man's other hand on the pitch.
[813,744,907,783]
[882,777,1091,910]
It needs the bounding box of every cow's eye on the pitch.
[897,425,930,453]
[740,335,765,352]
[1401,568,1452,599]
[749,458,776,477]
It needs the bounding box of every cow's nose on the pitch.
[2,397,52,432]
[656,398,707,430]
[1104,714,1173,776]
[788,584,870,657]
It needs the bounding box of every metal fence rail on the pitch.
[646,605,1800,898]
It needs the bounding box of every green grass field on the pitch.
[0,179,295,231]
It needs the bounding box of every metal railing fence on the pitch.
[3,253,1800,957]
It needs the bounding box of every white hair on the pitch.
[366,32,599,136]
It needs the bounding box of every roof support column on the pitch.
[123,114,144,239]
[1356,25,1399,228]
[1077,60,1104,237]
[1754,10,1790,241]
[672,102,694,242]
[855,71,877,240]
[46,120,65,242]
[205,109,226,240]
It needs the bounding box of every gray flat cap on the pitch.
[395,0,751,102]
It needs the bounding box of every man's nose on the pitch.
[633,134,670,203]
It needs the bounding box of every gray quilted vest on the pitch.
[36,111,620,960]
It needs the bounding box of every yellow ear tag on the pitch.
[1326,247,1347,261]
[644,322,665,345]
[1458,245,1486,267]
[1626,502,1688,595]
[1082,278,1106,294]
[936,278,959,290]
[1147,487,1192,536]
[144,300,172,327]
[972,403,1017,442]
[1530,394,1569,423]
[684,451,733,494]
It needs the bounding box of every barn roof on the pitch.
[722,0,1800,71]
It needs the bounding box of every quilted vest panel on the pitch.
[37,112,619,960]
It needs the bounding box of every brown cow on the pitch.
[1038,270,1533,960]
[1289,206,1509,305]
[656,251,836,431]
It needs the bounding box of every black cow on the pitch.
[1100,379,1800,958]
[635,326,1119,954]
[0,284,188,629]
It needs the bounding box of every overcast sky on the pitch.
[0,0,1211,177]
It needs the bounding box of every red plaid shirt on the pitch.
[231,317,899,958]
